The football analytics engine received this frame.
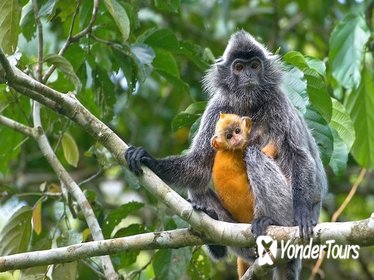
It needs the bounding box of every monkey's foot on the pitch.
[207,245,228,259]
[251,217,277,238]
[294,204,316,239]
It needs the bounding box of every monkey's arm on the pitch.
[286,137,318,239]
[244,147,293,237]
[125,98,233,212]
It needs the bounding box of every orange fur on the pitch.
[211,113,278,279]
[213,150,254,222]
[237,258,251,278]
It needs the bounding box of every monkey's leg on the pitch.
[273,258,301,280]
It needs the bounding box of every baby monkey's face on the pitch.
[221,123,247,150]
[211,113,252,151]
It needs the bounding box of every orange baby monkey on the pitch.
[211,113,277,278]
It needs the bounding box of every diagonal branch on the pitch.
[32,102,118,280]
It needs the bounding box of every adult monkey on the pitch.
[126,31,327,277]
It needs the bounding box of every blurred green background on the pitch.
[0,0,373,279]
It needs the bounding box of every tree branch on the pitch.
[0,115,36,138]
[32,102,118,279]
[0,216,373,273]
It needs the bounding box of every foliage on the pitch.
[0,0,373,279]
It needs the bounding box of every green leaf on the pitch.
[177,41,211,71]
[345,63,374,168]
[283,51,309,70]
[329,128,349,175]
[114,224,148,267]
[304,105,333,165]
[0,126,23,174]
[0,206,32,255]
[183,102,207,115]
[187,248,211,280]
[284,51,326,75]
[304,68,332,122]
[153,48,180,78]
[52,262,78,280]
[102,201,144,238]
[104,0,130,42]
[0,0,21,54]
[44,54,82,92]
[153,248,192,280]
[38,0,57,18]
[172,102,207,131]
[154,0,181,13]
[281,66,308,114]
[329,99,355,151]
[305,56,326,76]
[329,14,370,89]
[143,28,179,51]
[61,132,80,168]
[283,51,332,121]
[20,1,35,41]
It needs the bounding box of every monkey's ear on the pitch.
[242,116,252,130]
[211,135,223,151]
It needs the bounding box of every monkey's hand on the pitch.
[294,203,316,239]
[125,146,156,176]
[251,216,278,238]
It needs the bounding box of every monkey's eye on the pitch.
[235,128,241,134]
[234,63,244,72]
[226,133,233,140]
[250,60,261,70]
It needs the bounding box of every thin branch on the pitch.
[32,102,118,280]
[0,115,36,138]
[310,168,368,280]
[1,216,374,273]
[42,0,99,83]
[331,169,367,222]
[70,0,99,41]
[15,192,62,197]
[78,168,102,186]
[31,0,43,82]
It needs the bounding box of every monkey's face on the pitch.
[230,57,263,88]
[203,30,281,102]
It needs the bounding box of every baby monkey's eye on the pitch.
[234,63,244,72]
[235,128,241,134]
[226,133,233,140]
[250,60,261,70]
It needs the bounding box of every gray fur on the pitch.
[126,30,327,279]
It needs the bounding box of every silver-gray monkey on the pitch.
[126,31,327,279]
